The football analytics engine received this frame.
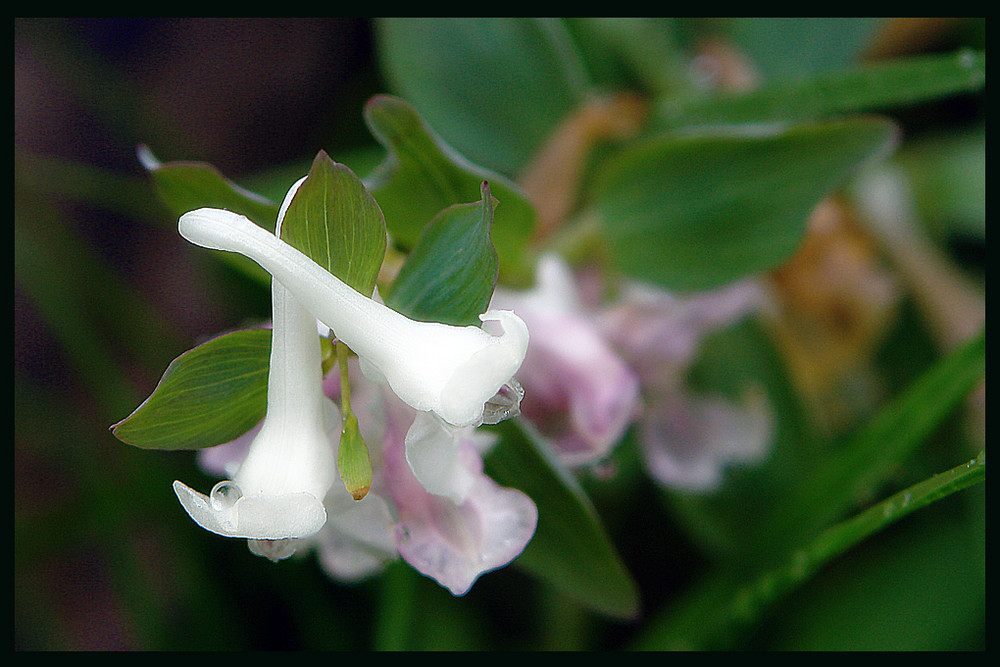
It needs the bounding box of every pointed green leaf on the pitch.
[111,329,271,450]
[773,328,985,545]
[635,449,985,650]
[376,18,590,176]
[385,182,499,327]
[591,116,899,291]
[138,146,280,285]
[655,50,986,130]
[280,151,387,297]
[139,146,280,228]
[362,95,535,285]
[485,418,641,619]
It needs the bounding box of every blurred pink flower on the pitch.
[602,280,774,492]
[636,387,773,492]
[491,254,772,491]
[491,254,641,466]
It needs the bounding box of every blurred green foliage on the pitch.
[15,18,984,650]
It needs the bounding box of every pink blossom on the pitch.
[602,280,775,492]
[491,254,640,465]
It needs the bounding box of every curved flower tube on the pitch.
[178,207,529,428]
[173,183,338,549]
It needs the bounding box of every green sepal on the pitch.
[338,413,373,501]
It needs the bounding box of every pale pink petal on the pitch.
[381,399,537,596]
[492,254,640,465]
[601,280,766,391]
[514,313,640,464]
[639,387,773,493]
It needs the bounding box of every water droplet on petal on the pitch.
[210,480,243,511]
[248,538,300,562]
[482,379,524,425]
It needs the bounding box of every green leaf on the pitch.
[485,418,640,620]
[139,145,279,229]
[375,18,590,176]
[656,50,986,129]
[567,18,690,97]
[632,329,986,649]
[385,182,499,326]
[280,151,387,297]
[722,17,886,81]
[139,146,280,285]
[111,329,271,450]
[892,124,986,242]
[590,116,899,291]
[362,94,536,285]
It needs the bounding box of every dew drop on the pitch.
[248,538,300,562]
[482,379,524,425]
[210,480,243,511]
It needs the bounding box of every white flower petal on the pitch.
[403,411,476,503]
[178,208,529,427]
[172,480,328,539]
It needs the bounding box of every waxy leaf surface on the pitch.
[386,182,499,327]
[112,329,271,450]
[281,151,387,297]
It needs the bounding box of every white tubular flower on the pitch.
[173,279,339,544]
[173,183,338,551]
[178,207,529,429]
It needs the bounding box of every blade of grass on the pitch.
[634,449,985,650]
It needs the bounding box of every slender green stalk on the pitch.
[336,340,353,419]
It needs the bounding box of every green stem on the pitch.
[336,339,352,420]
